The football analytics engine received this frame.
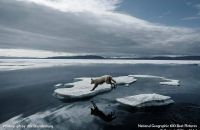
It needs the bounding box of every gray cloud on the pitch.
[0,0,200,57]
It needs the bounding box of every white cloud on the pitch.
[94,12,200,45]
[0,49,80,58]
[17,0,121,13]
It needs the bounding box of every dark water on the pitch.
[0,63,200,130]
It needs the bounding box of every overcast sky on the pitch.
[0,0,200,58]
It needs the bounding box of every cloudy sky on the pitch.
[0,0,200,58]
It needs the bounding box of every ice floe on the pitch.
[54,76,137,99]
[54,75,179,99]
[160,79,180,86]
[54,83,63,88]
[116,93,174,108]
[129,75,162,78]
[128,75,180,86]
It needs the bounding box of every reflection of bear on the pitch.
[90,75,116,91]
[90,101,116,122]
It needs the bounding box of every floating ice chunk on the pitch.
[129,75,164,79]
[160,79,180,86]
[115,76,137,85]
[54,83,63,88]
[116,93,174,107]
[129,75,180,86]
[54,76,137,99]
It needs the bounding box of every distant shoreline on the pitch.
[1,55,200,60]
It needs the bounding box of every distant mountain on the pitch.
[47,55,105,59]
[134,56,200,60]
[108,56,200,60]
[1,55,200,60]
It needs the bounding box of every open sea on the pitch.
[0,59,200,130]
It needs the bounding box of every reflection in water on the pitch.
[90,101,116,122]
